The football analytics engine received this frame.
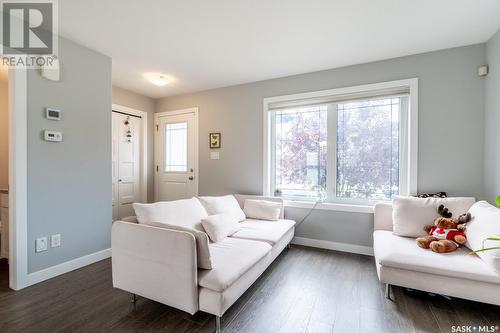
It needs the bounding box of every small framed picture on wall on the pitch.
[209,132,221,149]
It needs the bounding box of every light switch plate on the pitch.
[36,237,48,252]
[51,234,61,248]
[44,130,63,142]
[210,151,220,160]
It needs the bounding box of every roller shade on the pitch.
[268,86,410,111]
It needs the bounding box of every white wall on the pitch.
[112,86,156,202]
[157,44,486,248]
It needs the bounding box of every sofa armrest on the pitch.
[112,221,199,314]
[374,202,393,231]
[235,194,284,219]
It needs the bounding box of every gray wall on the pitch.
[28,37,112,273]
[112,86,155,202]
[157,44,486,248]
[484,30,500,204]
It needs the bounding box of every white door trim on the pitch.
[8,65,28,290]
[154,108,199,202]
[112,104,148,203]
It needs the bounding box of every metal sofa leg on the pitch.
[130,293,137,303]
[215,316,221,333]
[385,283,392,301]
[287,243,291,249]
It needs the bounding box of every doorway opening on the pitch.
[0,61,28,290]
[0,64,9,286]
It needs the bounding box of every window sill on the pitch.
[283,199,374,214]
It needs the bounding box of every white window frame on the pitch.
[263,78,418,213]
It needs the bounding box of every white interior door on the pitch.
[155,110,198,201]
[112,112,142,219]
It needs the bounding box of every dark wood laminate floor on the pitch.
[0,247,498,333]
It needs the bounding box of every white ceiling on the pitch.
[59,0,500,98]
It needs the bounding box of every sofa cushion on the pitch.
[121,216,138,223]
[198,195,246,222]
[202,213,241,243]
[230,219,295,245]
[148,222,213,270]
[374,230,500,284]
[133,197,208,231]
[198,237,271,292]
[466,201,500,274]
[234,195,284,219]
[392,196,475,237]
[243,199,281,221]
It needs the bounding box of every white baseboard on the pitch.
[292,237,374,256]
[27,248,111,286]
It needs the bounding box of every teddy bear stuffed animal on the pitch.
[416,204,471,253]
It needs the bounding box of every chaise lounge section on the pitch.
[373,201,500,306]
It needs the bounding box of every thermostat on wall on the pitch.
[46,108,61,120]
[44,130,63,142]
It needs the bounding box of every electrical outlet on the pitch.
[36,237,48,253]
[51,234,61,248]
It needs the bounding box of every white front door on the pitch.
[155,109,198,201]
[112,112,142,219]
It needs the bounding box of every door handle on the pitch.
[118,179,122,182]
[188,176,194,181]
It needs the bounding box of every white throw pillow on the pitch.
[201,213,241,243]
[133,197,208,231]
[392,196,476,237]
[243,199,281,221]
[466,201,500,274]
[148,222,213,270]
[198,195,246,222]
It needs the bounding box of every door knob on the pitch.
[188,176,194,180]
[118,179,122,182]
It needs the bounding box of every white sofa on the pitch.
[112,195,295,332]
[373,202,500,306]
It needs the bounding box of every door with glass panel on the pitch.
[155,110,198,201]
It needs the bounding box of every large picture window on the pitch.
[264,79,417,206]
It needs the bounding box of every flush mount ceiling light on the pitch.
[144,72,174,87]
